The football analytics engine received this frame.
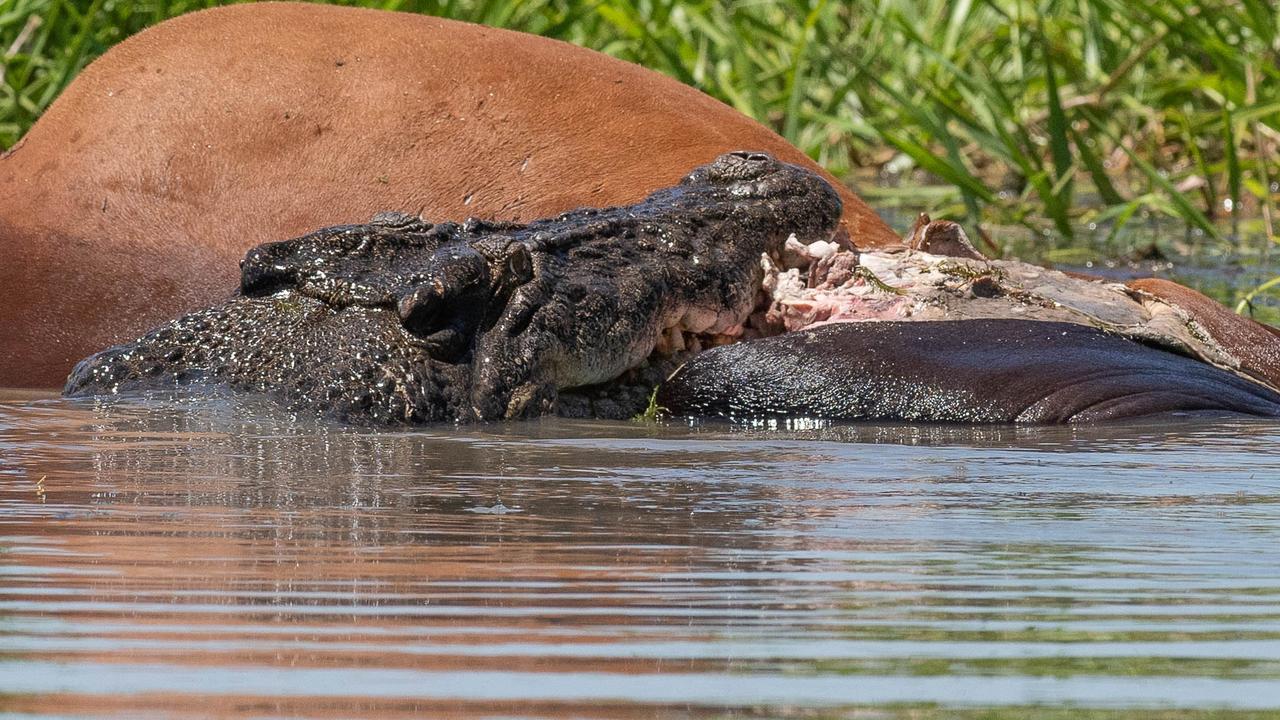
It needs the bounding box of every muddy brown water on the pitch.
[2,389,1279,718]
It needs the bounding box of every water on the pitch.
[2,391,1279,718]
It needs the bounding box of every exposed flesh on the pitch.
[720,240,1278,395]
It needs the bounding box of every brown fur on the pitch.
[0,2,898,388]
[3,2,1276,394]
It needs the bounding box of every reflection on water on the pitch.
[2,391,1279,718]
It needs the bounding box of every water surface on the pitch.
[2,392,1279,718]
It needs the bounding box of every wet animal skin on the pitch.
[65,152,1280,425]
[64,153,843,423]
[657,320,1280,423]
[6,1,1280,398]
[0,2,895,388]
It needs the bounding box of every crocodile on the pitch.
[63,152,842,422]
[63,153,1280,424]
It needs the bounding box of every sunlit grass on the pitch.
[2,0,1277,299]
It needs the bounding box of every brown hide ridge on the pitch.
[1126,278,1280,390]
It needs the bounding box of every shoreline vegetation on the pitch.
[2,0,1277,308]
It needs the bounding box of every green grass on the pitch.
[633,385,668,423]
[2,0,1277,283]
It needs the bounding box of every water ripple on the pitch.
[2,394,1279,717]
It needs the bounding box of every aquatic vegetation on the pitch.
[633,386,668,423]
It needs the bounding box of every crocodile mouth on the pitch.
[647,228,843,356]
[651,225,869,355]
